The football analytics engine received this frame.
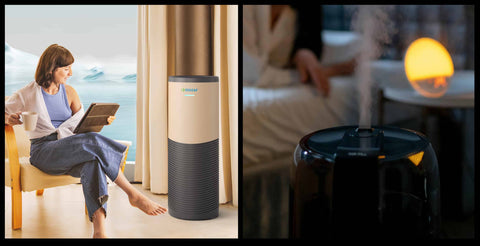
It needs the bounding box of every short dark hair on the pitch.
[35,44,74,88]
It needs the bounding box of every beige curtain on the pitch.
[135,5,238,206]
[175,5,212,75]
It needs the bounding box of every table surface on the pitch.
[383,70,474,108]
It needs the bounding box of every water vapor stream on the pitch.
[350,5,395,129]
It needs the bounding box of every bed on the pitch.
[243,77,359,167]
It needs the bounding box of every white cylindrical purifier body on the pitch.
[168,75,219,220]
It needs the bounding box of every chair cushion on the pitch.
[5,157,80,192]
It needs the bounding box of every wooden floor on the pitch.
[4,184,238,238]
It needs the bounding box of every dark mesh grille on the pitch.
[168,138,219,220]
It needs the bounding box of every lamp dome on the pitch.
[404,37,454,98]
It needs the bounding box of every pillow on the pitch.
[320,30,362,66]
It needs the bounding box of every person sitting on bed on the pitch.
[243,4,356,97]
[5,44,166,238]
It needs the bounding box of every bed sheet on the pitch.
[243,76,359,165]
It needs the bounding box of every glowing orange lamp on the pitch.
[404,37,454,98]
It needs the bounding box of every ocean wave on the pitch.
[5,42,39,66]
[82,66,105,81]
[122,74,136,81]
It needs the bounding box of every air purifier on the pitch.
[168,75,219,220]
[290,126,441,238]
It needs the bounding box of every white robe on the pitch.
[5,81,85,140]
[242,5,300,88]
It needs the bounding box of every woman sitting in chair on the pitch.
[5,44,166,238]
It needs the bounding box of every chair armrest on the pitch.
[115,140,132,147]
[114,140,132,173]
[5,125,21,187]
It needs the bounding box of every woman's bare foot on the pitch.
[113,169,167,216]
[129,192,167,215]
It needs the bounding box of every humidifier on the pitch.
[290,126,441,238]
[168,75,219,220]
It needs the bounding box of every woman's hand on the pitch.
[328,58,356,77]
[107,116,116,125]
[293,49,331,97]
[5,112,23,126]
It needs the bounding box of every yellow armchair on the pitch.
[5,112,131,230]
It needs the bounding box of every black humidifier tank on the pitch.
[290,126,441,238]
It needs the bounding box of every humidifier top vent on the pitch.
[301,126,429,162]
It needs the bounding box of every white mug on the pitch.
[20,112,38,131]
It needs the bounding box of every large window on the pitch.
[5,5,138,161]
